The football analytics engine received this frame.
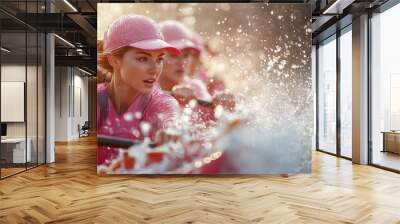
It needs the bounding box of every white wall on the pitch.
[72,73,89,138]
[54,66,69,141]
[1,65,35,138]
[1,64,46,163]
[1,66,26,134]
[54,67,89,141]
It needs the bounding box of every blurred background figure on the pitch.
[158,20,212,105]
[187,30,226,97]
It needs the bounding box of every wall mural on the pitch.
[97,3,312,174]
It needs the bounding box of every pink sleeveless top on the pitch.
[97,84,179,165]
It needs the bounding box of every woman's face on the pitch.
[111,48,165,94]
[188,50,200,77]
[161,48,192,85]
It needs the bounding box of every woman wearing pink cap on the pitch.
[158,21,236,114]
[185,29,237,112]
[97,15,181,166]
[157,20,213,106]
[187,30,226,96]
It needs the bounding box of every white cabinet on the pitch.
[1,138,32,163]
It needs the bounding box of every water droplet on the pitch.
[123,112,133,122]
[135,112,142,119]
[131,128,140,138]
[203,157,211,164]
[194,161,203,168]
[189,99,197,108]
[140,121,151,137]
[214,105,224,119]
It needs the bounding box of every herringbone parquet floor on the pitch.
[1,135,400,224]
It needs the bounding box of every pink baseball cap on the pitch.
[103,15,181,56]
[188,30,205,54]
[159,20,198,52]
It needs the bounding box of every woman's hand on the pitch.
[154,129,181,145]
[171,85,197,106]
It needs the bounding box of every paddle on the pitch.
[97,118,243,149]
[97,135,157,148]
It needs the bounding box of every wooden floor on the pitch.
[1,167,26,178]
[1,135,400,223]
[1,163,43,178]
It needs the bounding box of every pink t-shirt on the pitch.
[97,84,179,165]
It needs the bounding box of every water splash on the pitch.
[97,3,313,174]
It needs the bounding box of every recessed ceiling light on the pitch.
[322,0,355,15]
[63,0,78,12]
[1,47,11,53]
[78,67,93,76]
[54,34,75,48]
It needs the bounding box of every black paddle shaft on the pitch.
[97,135,157,148]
